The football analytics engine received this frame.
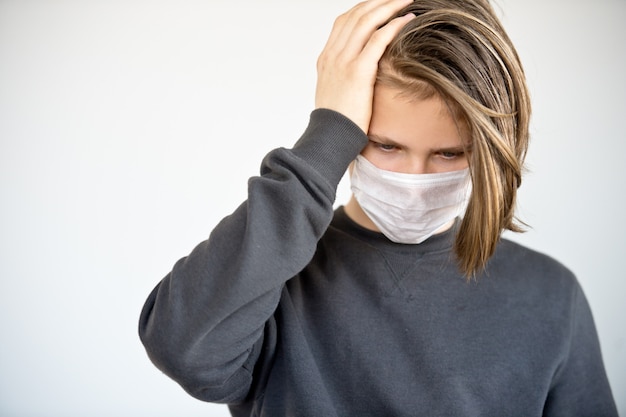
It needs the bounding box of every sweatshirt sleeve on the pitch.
[542,283,618,417]
[138,109,368,404]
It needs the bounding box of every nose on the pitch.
[396,157,428,175]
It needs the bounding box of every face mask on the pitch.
[350,155,472,244]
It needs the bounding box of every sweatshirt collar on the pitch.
[332,206,458,255]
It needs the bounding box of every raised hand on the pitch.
[315,0,415,133]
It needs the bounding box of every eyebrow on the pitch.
[368,134,473,153]
[368,134,403,147]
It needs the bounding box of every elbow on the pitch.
[140,335,254,404]
[138,309,255,404]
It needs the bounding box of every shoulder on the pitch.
[486,237,582,306]
[494,238,573,277]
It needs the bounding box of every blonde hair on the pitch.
[379,0,531,277]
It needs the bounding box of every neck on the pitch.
[344,195,380,232]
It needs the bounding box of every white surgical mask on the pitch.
[350,155,472,244]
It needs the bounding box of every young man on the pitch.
[139,0,617,415]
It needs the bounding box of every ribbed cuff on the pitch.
[291,109,368,188]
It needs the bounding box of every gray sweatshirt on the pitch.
[139,109,617,416]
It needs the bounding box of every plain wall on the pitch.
[1,0,624,415]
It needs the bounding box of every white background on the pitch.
[1,0,624,415]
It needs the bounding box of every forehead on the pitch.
[369,85,468,148]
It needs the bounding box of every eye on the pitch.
[438,150,465,160]
[379,143,397,151]
[369,140,398,152]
